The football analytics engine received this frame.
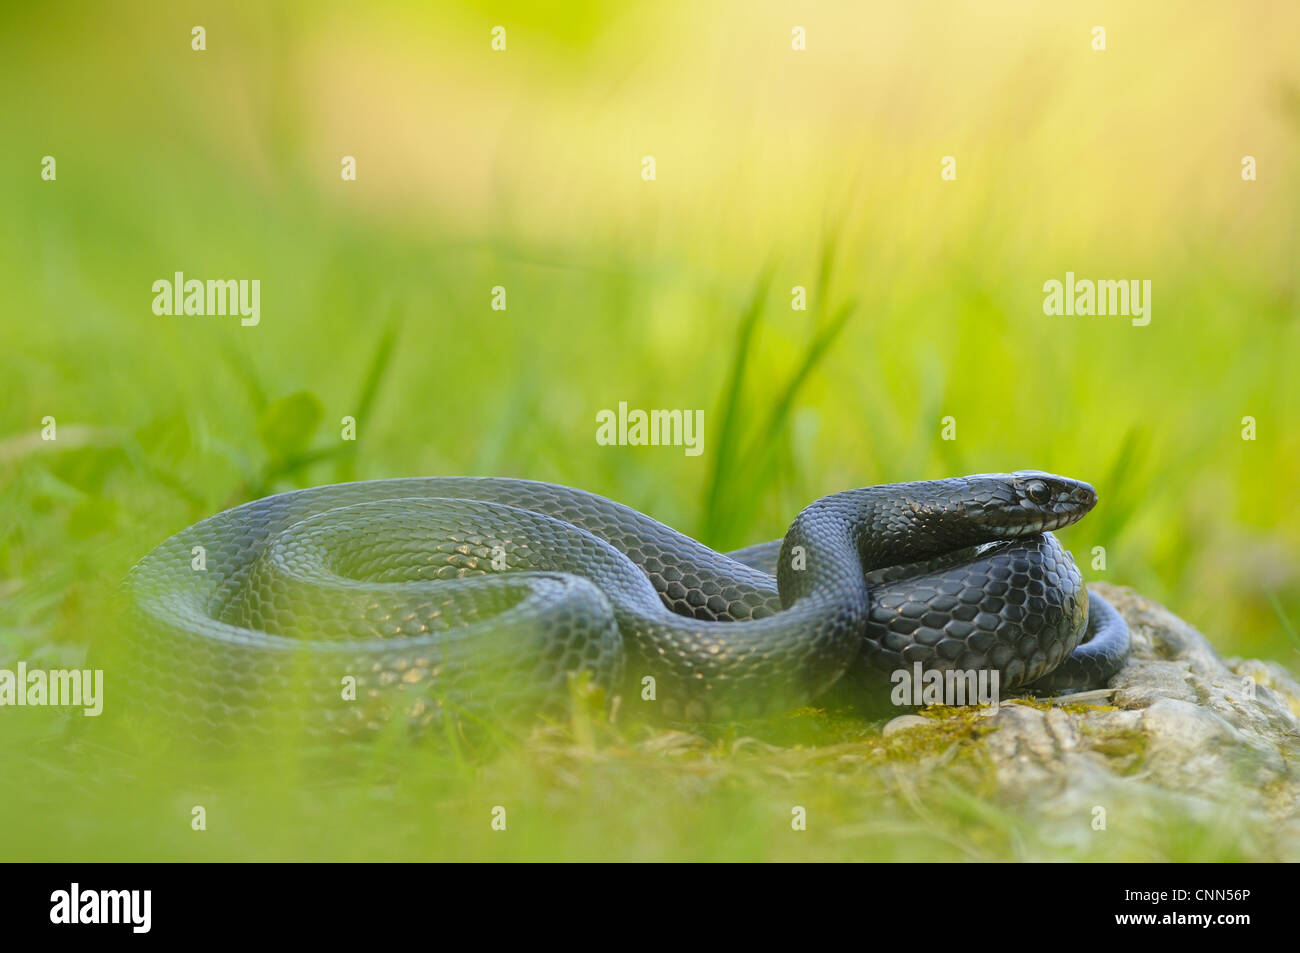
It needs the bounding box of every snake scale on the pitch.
[122,471,1129,737]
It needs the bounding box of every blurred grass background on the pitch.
[1,0,1298,860]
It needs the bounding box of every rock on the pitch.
[895,583,1300,858]
[882,714,930,737]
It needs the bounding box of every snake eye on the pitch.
[1025,480,1051,505]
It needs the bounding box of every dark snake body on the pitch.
[122,472,1130,735]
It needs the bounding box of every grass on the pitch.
[5,695,1285,862]
[1,1,1298,861]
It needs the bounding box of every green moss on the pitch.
[879,706,999,762]
[1078,723,1150,774]
[1002,695,1119,716]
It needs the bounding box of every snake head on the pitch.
[980,470,1096,535]
[932,470,1096,541]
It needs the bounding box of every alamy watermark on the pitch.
[1042,272,1151,326]
[50,883,150,933]
[891,662,1000,708]
[595,402,703,456]
[0,662,103,716]
[152,272,260,326]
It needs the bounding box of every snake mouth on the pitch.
[982,515,1072,537]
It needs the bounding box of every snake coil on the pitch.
[122,472,1130,736]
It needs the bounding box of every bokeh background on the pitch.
[1,0,1297,860]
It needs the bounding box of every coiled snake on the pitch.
[122,471,1129,735]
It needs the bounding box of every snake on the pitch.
[121,471,1130,737]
